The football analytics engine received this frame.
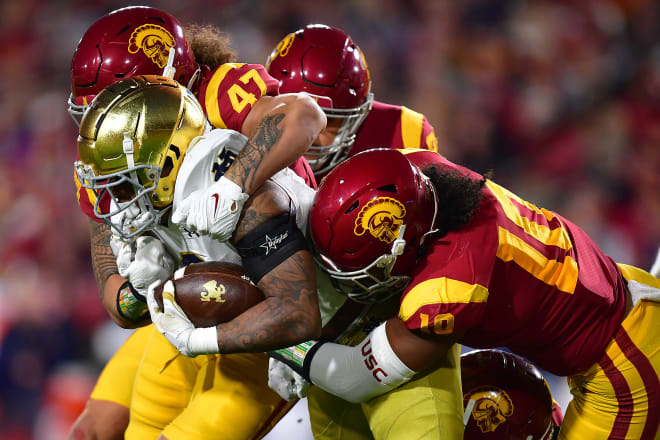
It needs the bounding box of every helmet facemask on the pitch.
[68,94,91,127]
[307,92,373,175]
[75,135,166,241]
[314,223,411,303]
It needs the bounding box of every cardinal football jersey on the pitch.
[397,152,628,376]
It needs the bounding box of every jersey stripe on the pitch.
[486,181,573,250]
[599,352,634,438]
[399,278,489,321]
[400,106,424,148]
[615,329,660,439]
[496,227,579,294]
[205,63,246,129]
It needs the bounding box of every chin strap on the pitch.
[123,133,149,215]
[162,48,176,79]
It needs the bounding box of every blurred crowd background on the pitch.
[0,0,658,438]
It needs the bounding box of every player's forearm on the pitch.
[89,220,148,329]
[214,251,321,353]
[224,95,326,195]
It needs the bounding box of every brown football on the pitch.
[153,261,264,327]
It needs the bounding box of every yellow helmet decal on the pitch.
[354,197,406,244]
[128,24,176,68]
[266,33,295,68]
[465,386,514,433]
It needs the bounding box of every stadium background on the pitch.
[0,0,658,438]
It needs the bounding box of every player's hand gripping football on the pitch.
[147,279,219,357]
[268,357,310,401]
[116,236,176,299]
[171,176,249,241]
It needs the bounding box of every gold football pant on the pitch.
[308,343,463,440]
[123,325,292,440]
[90,324,292,439]
[560,265,660,439]
[89,325,152,407]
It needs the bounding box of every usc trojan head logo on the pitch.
[354,197,406,244]
[128,24,176,68]
[266,33,295,68]
[465,386,514,433]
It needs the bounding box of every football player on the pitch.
[67,6,322,440]
[265,24,439,182]
[281,148,660,439]
[75,76,324,439]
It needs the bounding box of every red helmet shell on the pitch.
[266,24,370,110]
[70,6,197,104]
[462,350,555,440]
[310,149,436,275]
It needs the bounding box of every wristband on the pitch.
[268,340,326,382]
[117,281,149,323]
[187,327,220,356]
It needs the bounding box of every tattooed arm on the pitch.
[214,181,321,354]
[89,220,148,329]
[225,93,326,195]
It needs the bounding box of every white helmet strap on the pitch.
[162,48,176,79]
[123,133,148,213]
[391,224,407,256]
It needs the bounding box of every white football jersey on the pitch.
[151,128,315,268]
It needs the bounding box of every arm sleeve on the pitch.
[308,322,416,403]
[198,63,279,131]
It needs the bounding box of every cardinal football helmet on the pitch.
[75,75,206,240]
[462,350,557,440]
[266,24,373,175]
[309,149,437,302]
[69,6,198,126]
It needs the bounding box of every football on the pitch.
[153,261,264,327]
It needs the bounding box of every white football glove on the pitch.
[171,176,249,242]
[268,357,310,401]
[118,236,176,299]
[146,280,219,357]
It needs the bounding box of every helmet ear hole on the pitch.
[160,156,174,178]
[376,184,397,193]
[344,200,359,214]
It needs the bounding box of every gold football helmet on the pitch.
[75,75,206,239]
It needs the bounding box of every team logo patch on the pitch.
[200,280,226,303]
[128,24,176,68]
[354,197,406,244]
[465,386,514,433]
